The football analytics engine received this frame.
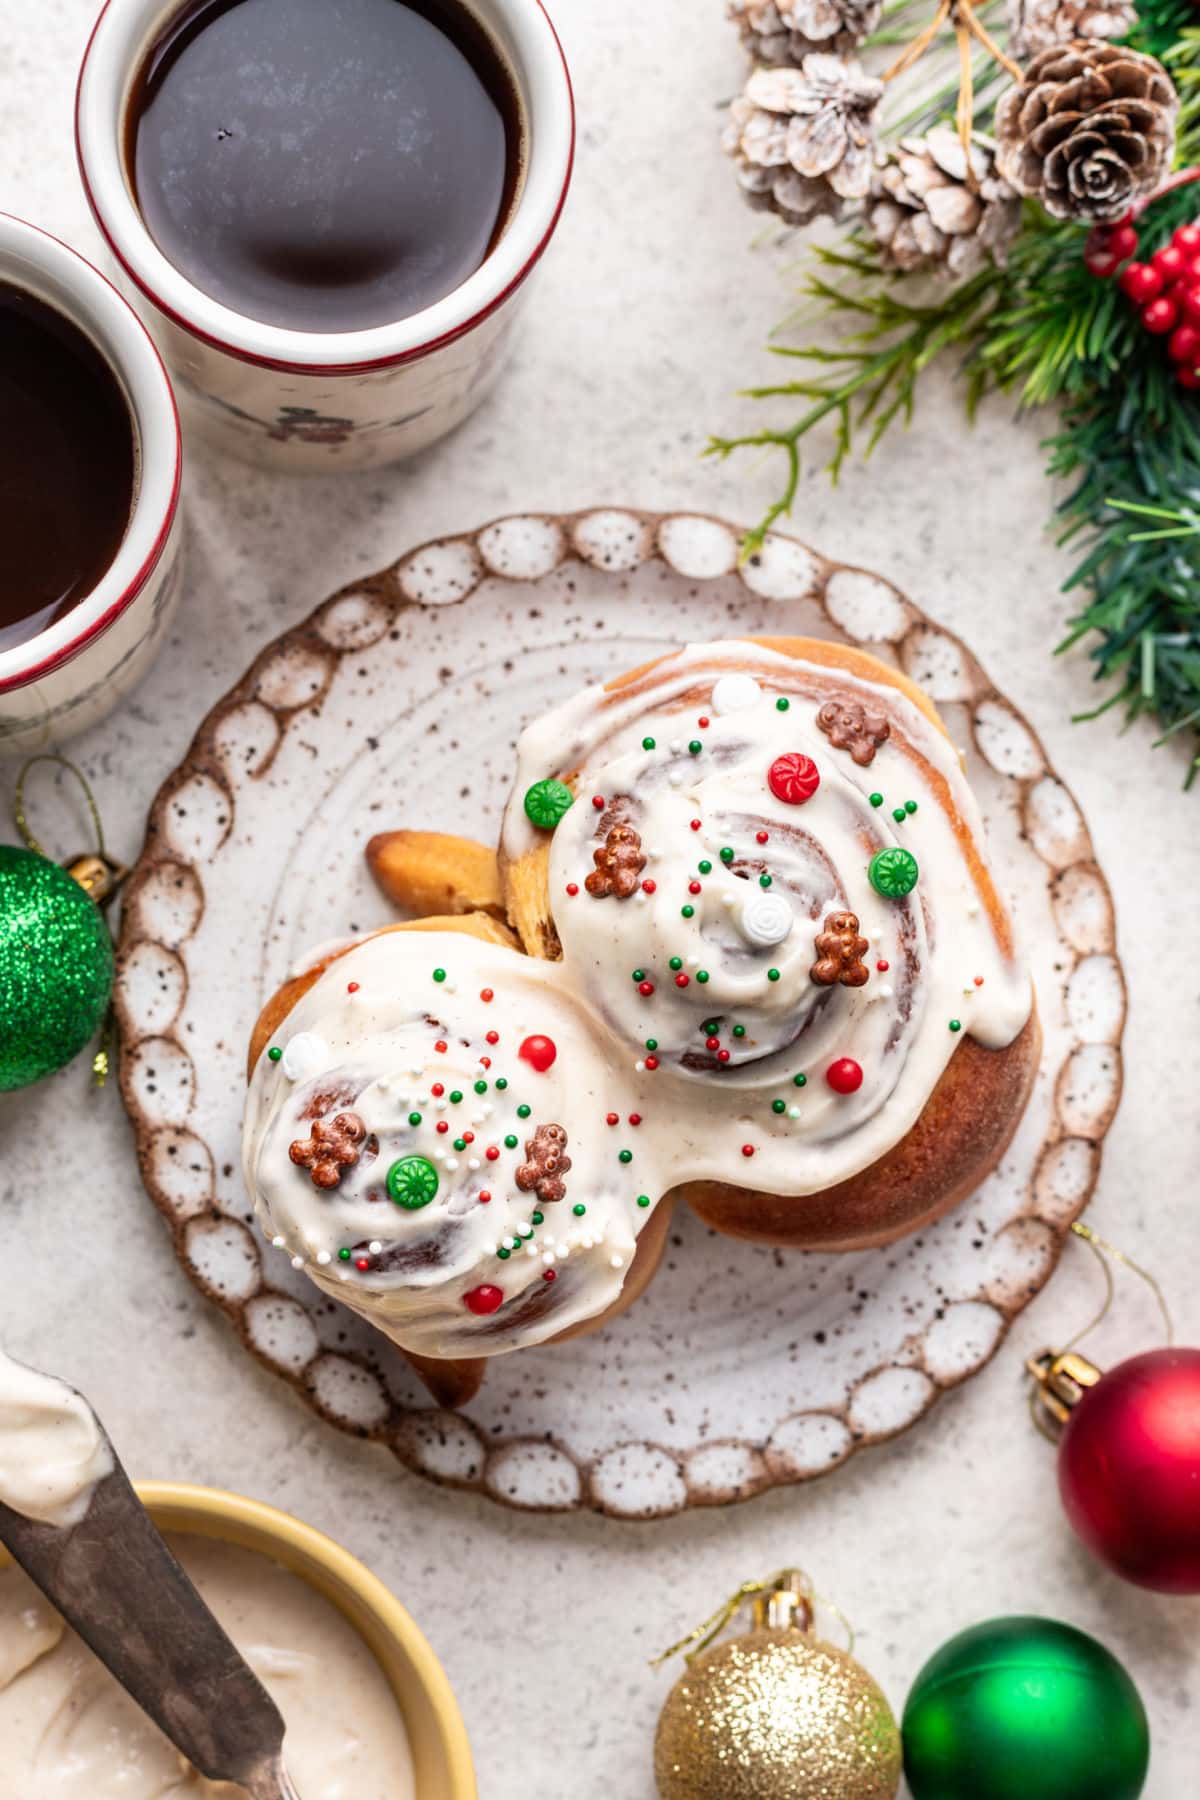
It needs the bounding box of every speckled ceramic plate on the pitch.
[115,509,1124,1520]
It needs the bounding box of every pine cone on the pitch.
[723,57,883,227]
[868,128,1023,277]
[995,41,1178,222]
[728,0,883,63]
[1007,0,1137,60]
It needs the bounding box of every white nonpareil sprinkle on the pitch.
[317,1251,331,1265]
[281,1030,329,1082]
[711,672,761,714]
[291,1256,304,1270]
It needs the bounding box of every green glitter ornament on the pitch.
[903,1616,1150,1800]
[0,845,114,1091]
[386,1155,440,1211]
[523,778,574,830]
[869,847,919,899]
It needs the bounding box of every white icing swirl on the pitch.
[244,642,1032,1359]
[0,1351,112,1528]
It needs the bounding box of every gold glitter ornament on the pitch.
[654,1571,900,1800]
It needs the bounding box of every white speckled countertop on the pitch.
[1,4,1197,1795]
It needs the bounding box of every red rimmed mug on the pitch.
[76,0,575,473]
[0,214,183,757]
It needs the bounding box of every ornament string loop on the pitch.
[651,1568,855,1668]
[1066,1221,1174,1351]
[14,755,108,860]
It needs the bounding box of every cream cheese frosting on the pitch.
[0,1351,113,1529]
[243,641,1032,1360]
[0,1535,415,1797]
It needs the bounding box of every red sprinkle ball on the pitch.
[642,878,657,894]
[519,1033,557,1072]
[486,1145,500,1160]
[717,1048,731,1063]
[478,1191,492,1204]
[741,1143,755,1158]
[645,1055,660,1071]
[876,959,890,973]
[436,1121,449,1134]
[706,1035,720,1051]
[675,972,690,988]
[756,830,769,845]
[542,1268,558,1282]
[356,1256,371,1271]
[638,980,655,997]
[698,715,710,728]
[347,981,360,994]
[690,819,702,831]
[629,1113,642,1127]
[486,1030,499,1045]
[606,1112,620,1126]
[435,1041,448,1055]
[974,975,985,987]
[565,882,579,896]
[826,1057,864,1095]
[464,1284,504,1315]
[480,988,494,1003]
[592,795,606,811]
[768,753,821,807]
[431,1082,445,1097]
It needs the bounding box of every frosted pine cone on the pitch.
[728,0,884,63]
[1007,0,1137,60]
[995,41,1178,222]
[723,57,884,227]
[868,128,1022,277]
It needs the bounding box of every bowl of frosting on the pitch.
[0,1467,476,1797]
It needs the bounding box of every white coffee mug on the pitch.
[0,214,183,758]
[76,0,575,474]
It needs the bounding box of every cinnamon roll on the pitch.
[243,637,1037,1391]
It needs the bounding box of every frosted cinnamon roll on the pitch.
[243,637,1037,1389]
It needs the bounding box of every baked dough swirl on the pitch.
[243,638,1036,1374]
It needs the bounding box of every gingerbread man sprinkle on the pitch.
[585,823,646,899]
[289,1112,367,1190]
[811,911,871,988]
[816,698,890,766]
[515,1123,572,1203]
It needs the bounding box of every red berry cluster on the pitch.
[1085,214,1200,390]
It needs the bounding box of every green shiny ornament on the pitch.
[0,845,114,1091]
[902,1616,1150,1800]
[386,1154,439,1211]
[523,778,574,830]
[868,846,919,898]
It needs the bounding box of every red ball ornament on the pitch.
[1175,222,1200,252]
[1141,295,1178,334]
[1169,323,1200,364]
[1057,1348,1200,1593]
[463,1284,505,1315]
[1118,262,1162,305]
[518,1033,557,1072]
[826,1057,863,1094]
[767,753,821,806]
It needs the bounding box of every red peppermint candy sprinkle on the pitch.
[768,753,821,806]
[519,1034,557,1072]
[464,1284,504,1315]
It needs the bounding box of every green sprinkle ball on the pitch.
[870,793,884,808]
[449,1089,463,1104]
[759,873,772,889]
[532,1211,545,1225]
[733,1024,746,1039]
[681,905,695,919]
[893,807,907,823]
[636,1195,651,1208]
[573,1204,587,1217]
[793,1073,807,1088]
[474,1079,488,1094]
[497,1247,511,1260]
[669,956,683,971]
[775,697,790,712]
[642,736,656,751]
[949,1018,962,1033]
[696,970,710,984]
[719,847,735,864]
[267,1046,282,1063]
[432,967,446,984]
[453,1137,466,1152]
[698,860,712,875]
[645,1038,658,1052]
[495,1077,508,1091]
[689,740,703,756]
[523,778,575,830]
[386,1155,439,1211]
[905,799,918,814]
[767,968,781,982]
[504,1134,519,1149]
[517,1103,531,1119]
[408,1111,422,1126]
[619,1149,633,1164]
[772,1099,787,1115]
[632,968,646,982]
[703,1020,720,1035]
[869,846,920,899]
[338,1247,352,1262]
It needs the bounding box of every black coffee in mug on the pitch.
[127,0,523,334]
[0,286,136,656]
